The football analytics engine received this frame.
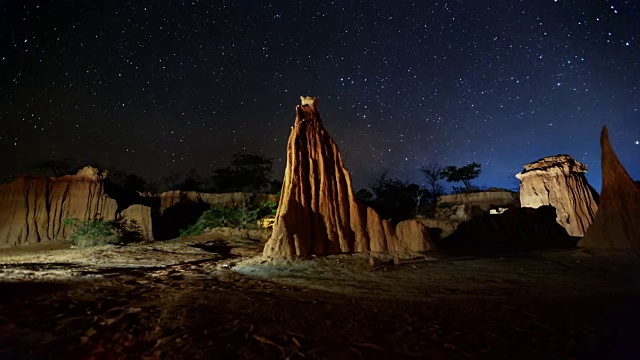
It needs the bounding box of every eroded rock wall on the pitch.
[0,167,153,247]
[263,97,435,259]
[516,155,598,237]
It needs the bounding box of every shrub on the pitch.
[63,217,144,247]
[261,199,278,216]
[179,203,264,238]
[63,217,120,248]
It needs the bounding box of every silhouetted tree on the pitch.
[441,162,482,191]
[268,179,283,194]
[368,172,429,221]
[177,168,202,192]
[419,163,445,203]
[209,152,274,193]
[28,158,77,177]
[162,171,183,191]
[121,173,149,193]
[355,188,374,203]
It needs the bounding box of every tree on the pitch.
[209,152,274,193]
[368,172,430,221]
[162,171,183,191]
[441,162,482,191]
[28,158,77,177]
[355,188,374,203]
[177,168,202,192]
[419,163,445,204]
[121,173,149,193]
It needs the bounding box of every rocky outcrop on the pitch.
[436,189,519,222]
[140,191,277,240]
[0,167,153,247]
[516,155,599,237]
[263,97,435,259]
[578,127,640,249]
[417,189,519,238]
[440,206,578,254]
[148,191,277,215]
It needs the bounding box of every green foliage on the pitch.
[179,202,273,237]
[441,162,482,190]
[63,217,120,248]
[208,152,274,193]
[63,217,144,248]
[262,199,279,215]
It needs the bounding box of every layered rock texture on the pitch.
[516,155,599,237]
[578,127,640,249]
[263,97,435,259]
[0,167,153,247]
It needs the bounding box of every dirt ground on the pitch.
[1,232,639,359]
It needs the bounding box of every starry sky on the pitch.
[1,0,638,191]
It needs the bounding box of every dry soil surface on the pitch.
[0,233,639,359]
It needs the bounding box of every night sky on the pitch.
[2,1,638,191]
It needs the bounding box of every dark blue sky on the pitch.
[1,0,638,191]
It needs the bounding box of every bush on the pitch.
[63,217,144,248]
[63,217,120,248]
[179,203,266,237]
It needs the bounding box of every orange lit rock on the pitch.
[263,97,435,259]
[516,155,599,237]
[578,127,640,249]
[0,166,153,247]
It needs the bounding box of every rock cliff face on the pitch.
[516,155,598,237]
[436,190,519,222]
[0,167,153,247]
[141,191,277,240]
[150,191,276,215]
[263,97,435,259]
[578,127,640,249]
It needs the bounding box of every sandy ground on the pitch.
[0,233,639,359]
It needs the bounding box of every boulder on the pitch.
[578,127,640,249]
[516,155,599,237]
[263,97,435,259]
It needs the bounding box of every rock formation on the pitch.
[140,191,277,240]
[414,189,519,239]
[148,191,276,215]
[0,166,153,247]
[263,96,435,259]
[578,127,640,249]
[440,206,578,254]
[436,189,520,222]
[516,155,599,237]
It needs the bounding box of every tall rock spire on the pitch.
[263,97,435,259]
[578,126,640,248]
